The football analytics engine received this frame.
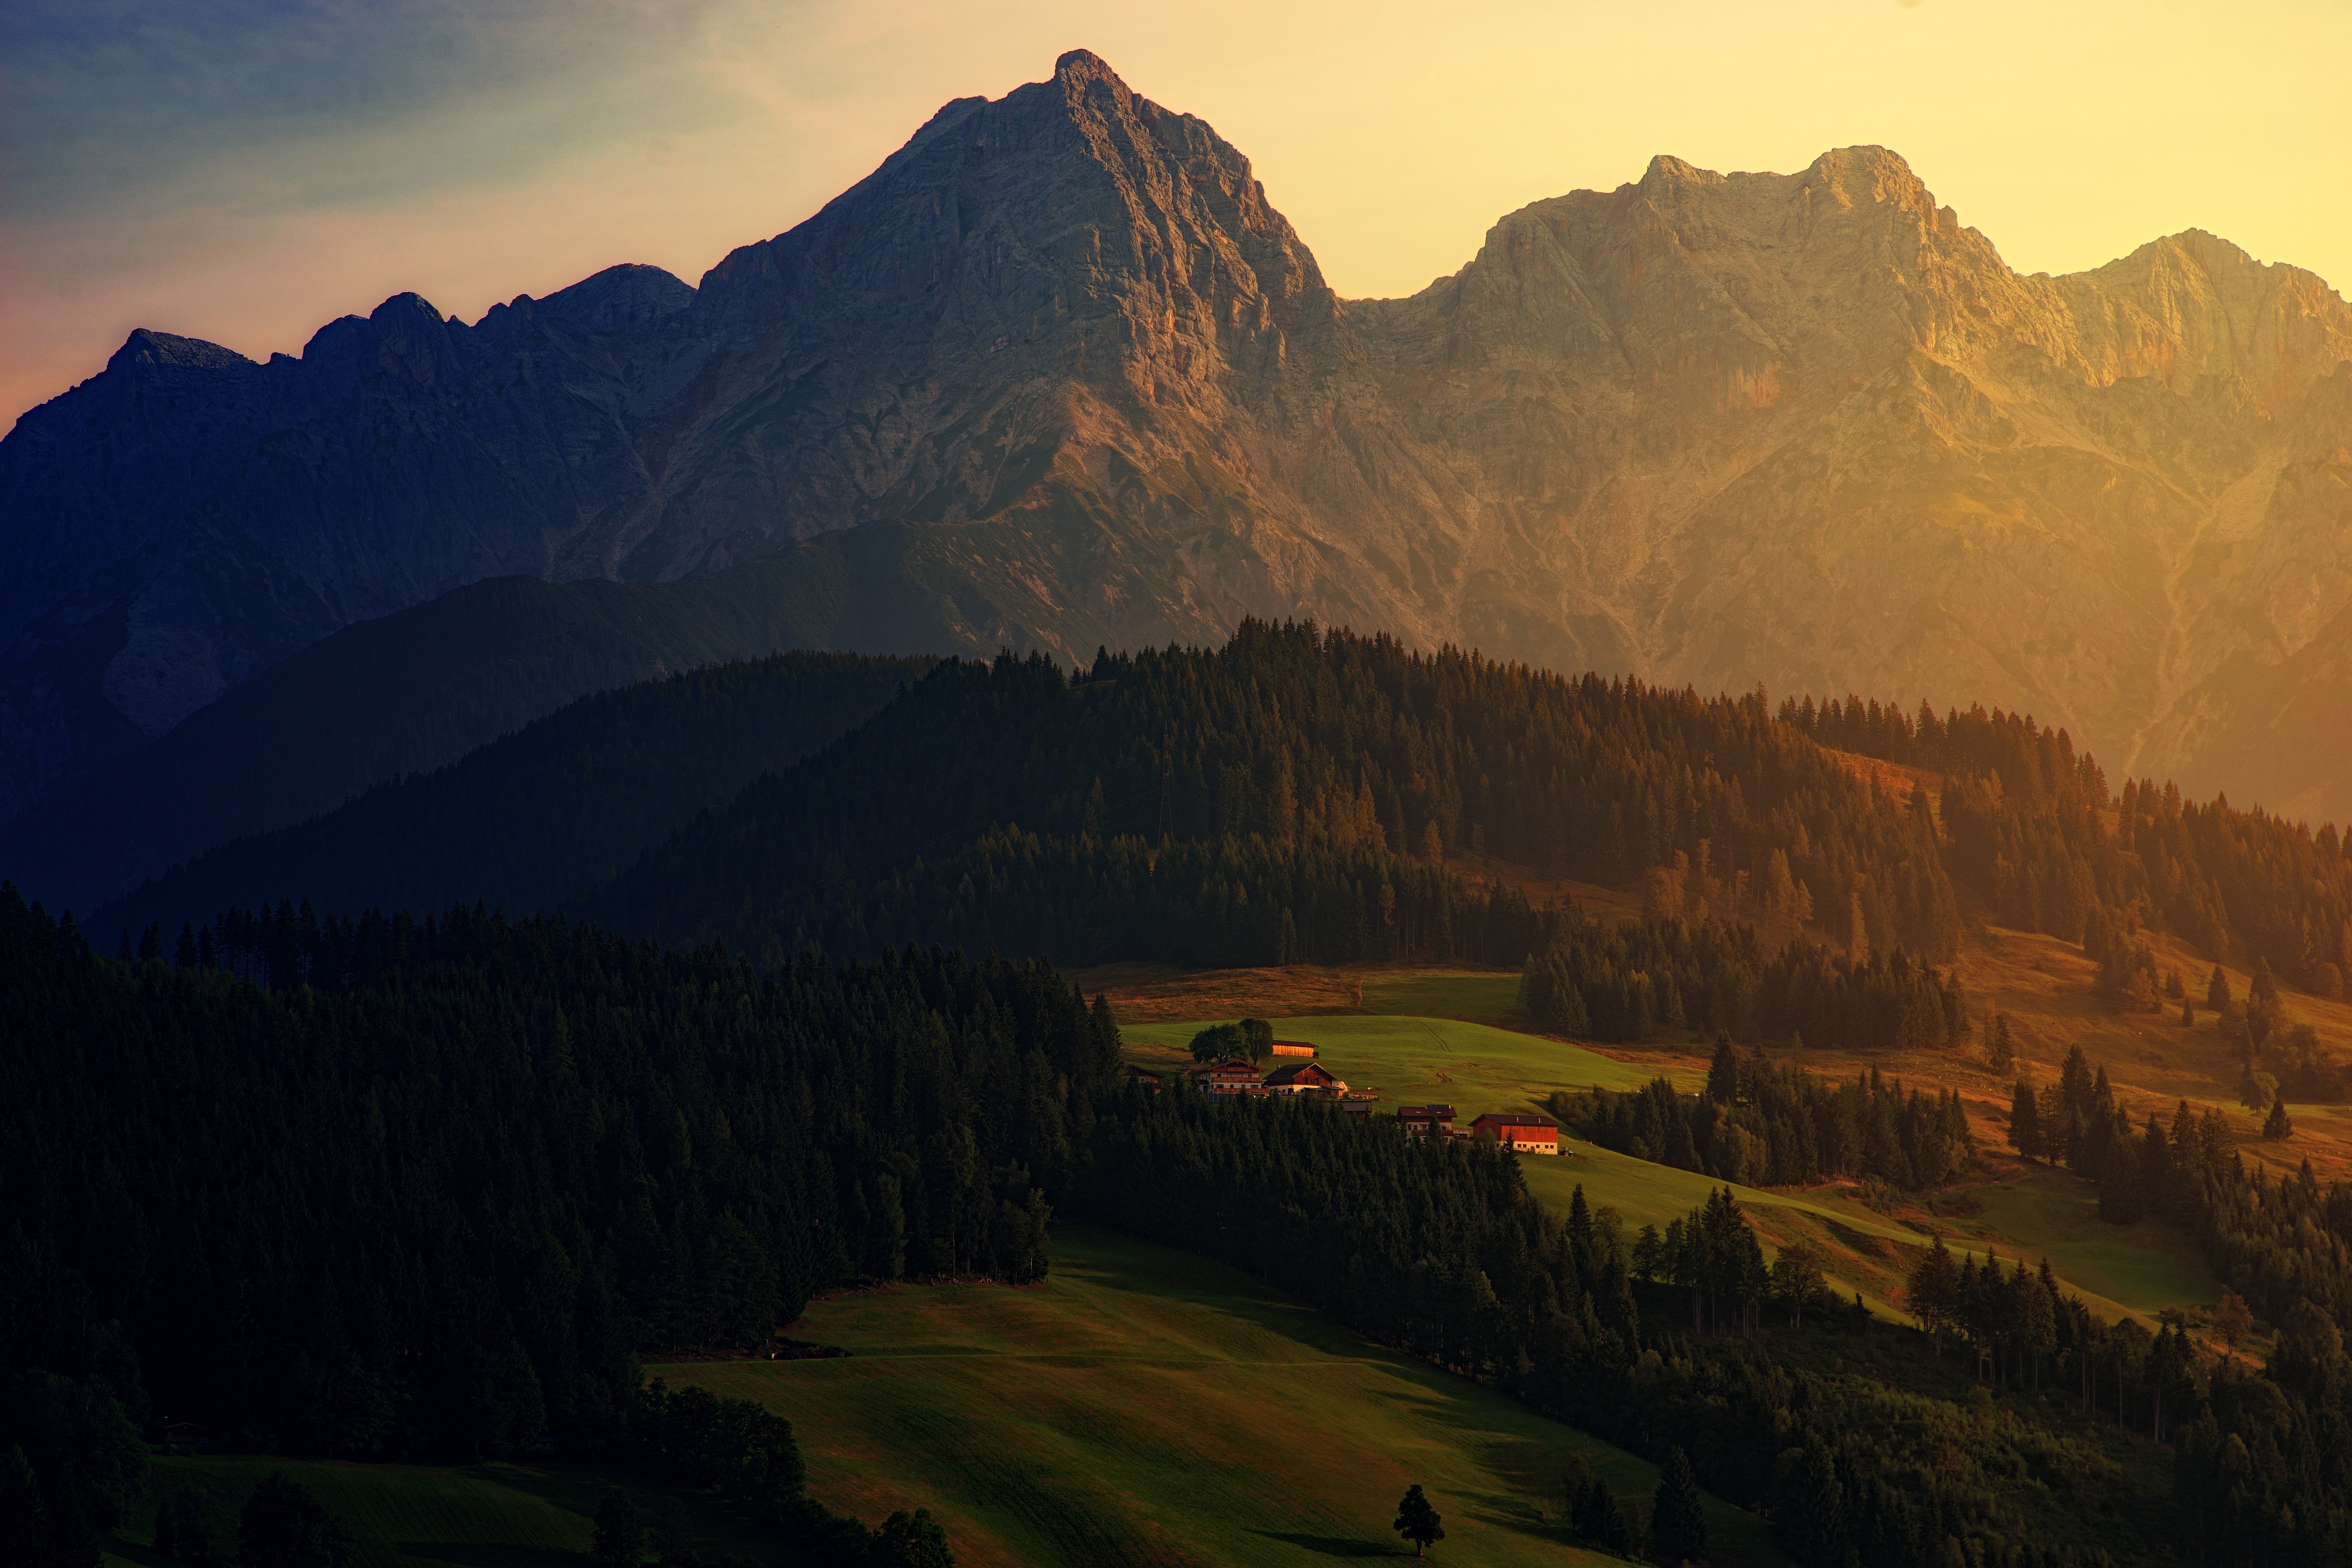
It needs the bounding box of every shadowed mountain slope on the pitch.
[0,539,974,915]
[87,649,935,940]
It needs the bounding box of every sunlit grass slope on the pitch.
[109,1455,783,1568]
[660,1224,1788,1568]
[1122,1005,2213,1324]
[1119,1012,1663,1100]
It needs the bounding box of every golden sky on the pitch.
[4,0,2348,428]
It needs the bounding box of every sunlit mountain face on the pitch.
[5,49,2350,829]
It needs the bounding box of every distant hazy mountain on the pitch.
[6,49,2348,822]
[86,649,934,941]
[0,549,972,916]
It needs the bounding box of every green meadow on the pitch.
[1357,968,1527,1023]
[109,1454,783,1568]
[661,1223,1788,1568]
[1119,1012,1668,1108]
[1123,1009,2216,1326]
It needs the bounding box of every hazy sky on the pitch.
[5,0,2348,429]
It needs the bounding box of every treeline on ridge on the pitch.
[1553,1039,1975,1191]
[1783,691,2352,993]
[1519,911,1968,1048]
[587,622,1964,966]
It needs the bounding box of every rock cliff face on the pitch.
[5,49,2350,825]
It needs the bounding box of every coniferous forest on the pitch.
[19,623,2352,1565]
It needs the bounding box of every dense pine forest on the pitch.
[0,884,1110,1561]
[588,623,1964,966]
[1552,1040,1976,1191]
[1519,912,1970,1048]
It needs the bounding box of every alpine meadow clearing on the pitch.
[657,1224,1786,1568]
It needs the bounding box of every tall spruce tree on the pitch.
[1650,1446,1707,1564]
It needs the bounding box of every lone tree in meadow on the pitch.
[1985,1013,2014,1073]
[2265,1098,2295,1141]
[2007,1078,2041,1161]
[1188,1022,1245,1063]
[1238,1018,1275,1060]
[1572,1478,1639,1558]
[1650,1446,1707,1565]
[591,1490,643,1568]
[1393,1485,1444,1556]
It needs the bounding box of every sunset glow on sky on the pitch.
[4,0,2348,429]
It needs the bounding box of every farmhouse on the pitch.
[1396,1104,1455,1137]
[1189,1061,1267,1096]
[1468,1111,1562,1153]
[1122,1063,1165,1092]
[1269,1039,1316,1057]
[1261,1060,1347,1096]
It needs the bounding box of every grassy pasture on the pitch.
[1122,1003,2214,1325]
[660,1224,1787,1568]
[108,1454,782,1568]
[1119,1013,1664,1103]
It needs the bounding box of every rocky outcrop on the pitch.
[5,50,2351,828]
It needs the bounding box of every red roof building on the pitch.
[1262,1060,1347,1095]
[1467,1112,1562,1153]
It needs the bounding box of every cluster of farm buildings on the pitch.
[1130,1040,1564,1153]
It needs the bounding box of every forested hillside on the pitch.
[0,886,1111,1463]
[590,621,1963,967]
[90,651,934,938]
[1785,694,2352,993]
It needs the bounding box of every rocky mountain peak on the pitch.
[106,330,255,376]
[9,56,2352,835]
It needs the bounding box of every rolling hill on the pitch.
[662,1223,1783,1568]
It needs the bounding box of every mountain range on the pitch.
[5,47,2349,834]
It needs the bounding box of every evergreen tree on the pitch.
[2263,1098,2294,1142]
[1575,1481,1637,1559]
[0,1446,61,1568]
[1393,1485,1444,1556]
[1986,1013,2014,1073]
[236,1473,352,1568]
[2009,1079,2042,1161]
[155,1485,218,1566]
[591,1490,642,1568]
[2207,966,2232,1013]
[1772,1441,1845,1566]
[650,1498,692,1567]
[1650,1446,1707,1564]
[872,1509,955,1568]
[1704,1036,1740,1104]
